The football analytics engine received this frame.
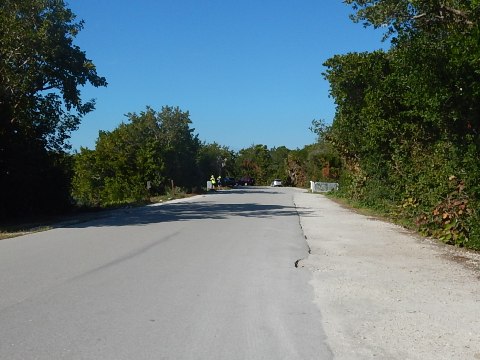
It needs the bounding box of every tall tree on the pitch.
[156,106,201,189]
[269,146,290,182]
[0,0,106,217]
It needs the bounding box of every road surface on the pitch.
[0,187,332,360]
[2,187,479,359]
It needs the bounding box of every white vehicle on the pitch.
[271,179,282,187]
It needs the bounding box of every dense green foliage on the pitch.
[324,0,480,249]
[71,110,339,207]
[0,0,106,217]
[72,107,201,206]
[197,142,236,182]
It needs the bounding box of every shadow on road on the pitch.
[66,198,314,229]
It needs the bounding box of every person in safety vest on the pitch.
[210,175,216,189]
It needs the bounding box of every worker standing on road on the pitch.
[217,175,222,188]
[210,175,216,189]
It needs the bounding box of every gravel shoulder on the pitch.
[294,191,480,360]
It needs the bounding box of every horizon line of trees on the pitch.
[71,105,339,207]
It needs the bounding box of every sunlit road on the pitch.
[0,187,332,360]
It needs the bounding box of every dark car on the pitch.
[238,176,255,186]
[221,177,237,187]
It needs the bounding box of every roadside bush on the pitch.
[416,177,473,246]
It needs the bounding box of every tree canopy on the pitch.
[0,0,106,150]
[345,0,479,39]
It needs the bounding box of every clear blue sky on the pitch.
[68,0,386,151]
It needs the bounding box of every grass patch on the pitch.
[324,191,418,230]
[0,217,59,240]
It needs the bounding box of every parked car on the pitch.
[238,177,255,186]
[221,177,237,187]
[271,179,282,187]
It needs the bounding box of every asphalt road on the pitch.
[0,187,332,360]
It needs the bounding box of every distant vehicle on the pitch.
[238,177,255,186]
[271,179,283,187]
[221,177,237,187]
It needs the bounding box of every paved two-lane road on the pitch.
[0,187,332,359]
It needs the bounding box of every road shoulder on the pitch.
[294,191,480,360]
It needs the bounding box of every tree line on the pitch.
[72,105,339,207]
